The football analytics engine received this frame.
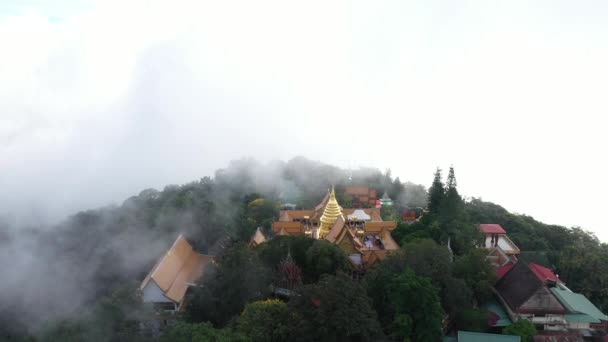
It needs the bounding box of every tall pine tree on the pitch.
[442,166,464,218]
[439,166,477,255]
[427,168,445,215]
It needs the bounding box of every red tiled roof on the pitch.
[480,224,506,234]
[496,263,514,280]
[529,263,561,284]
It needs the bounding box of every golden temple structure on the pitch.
[319,187,344,238]
[271,187,400,269]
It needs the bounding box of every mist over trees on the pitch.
[1,156,607,341]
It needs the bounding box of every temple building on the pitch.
[248,227,267,248]
[140,234,212,313]
[480,224,520,267]
[271,187,399,268]
[344,186,377,208]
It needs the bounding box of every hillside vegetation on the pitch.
[0,157,605,341]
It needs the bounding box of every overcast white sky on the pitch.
[1,0,607,239]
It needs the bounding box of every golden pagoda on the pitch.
[271,186,400,269]
[319,186,344,238]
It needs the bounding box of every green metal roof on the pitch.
[482,299,513,327]
[458,331,521,342]
[551,287,608,322]
[565,314,600,323]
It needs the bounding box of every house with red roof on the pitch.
[479,224,520,267]
[494,261,568,330]
[493,260,608,337]
[480,224,521,256]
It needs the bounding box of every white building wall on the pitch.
[484,236,495,248]
[142,280,173,303]
[567,322,591,330]
[484,235,517,253]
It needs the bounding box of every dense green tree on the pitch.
[289,272,383,342]
[160,322,249,342]
[427,168,445,215]
[303,240,351,283]
[7,157,608,342]
[256,235,314,275]
[557,242,608,311]
[38,320,88,342]
[392,221,433,245]
[237,299,291,342]
[503,319,537,342]
[186,243,272,326]
[238,194,280,241]
[365,250,447,340]
[386,270,443,341]
[37,285,147,342]
[454,308,488,332]
[401,239,452,288]
[453,248,497,303]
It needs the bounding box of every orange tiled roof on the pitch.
[379,228,400,250]
[140,234,212,304]
[345,187,371,195]
[249,227,266,247]
[278,210,315,221]
[324,216,346,244]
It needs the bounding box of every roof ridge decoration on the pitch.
[319,186,344,239]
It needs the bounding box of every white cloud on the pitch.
[1,0,607,239]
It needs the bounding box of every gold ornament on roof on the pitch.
[319,186,344,238]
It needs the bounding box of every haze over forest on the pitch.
[1,0,607,242]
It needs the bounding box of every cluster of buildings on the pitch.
[478,224,608,341]
[138,186,608,341]
[269,186,400,269]
[140,186,402,312]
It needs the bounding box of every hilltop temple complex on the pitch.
[271,187,399,268]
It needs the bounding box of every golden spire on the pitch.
[319,186,343,238]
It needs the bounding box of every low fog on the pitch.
[2,2,608,235]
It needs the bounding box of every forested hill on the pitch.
[0,157,605,341]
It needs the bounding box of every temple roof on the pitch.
[347,209,371,221]
[249,227,266,247]
[379,228,399,250]
[140,234,212,304]
[324,215,346,244]
[278,210,314,221]
[480,224,507,234]
[345,186,374,195]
